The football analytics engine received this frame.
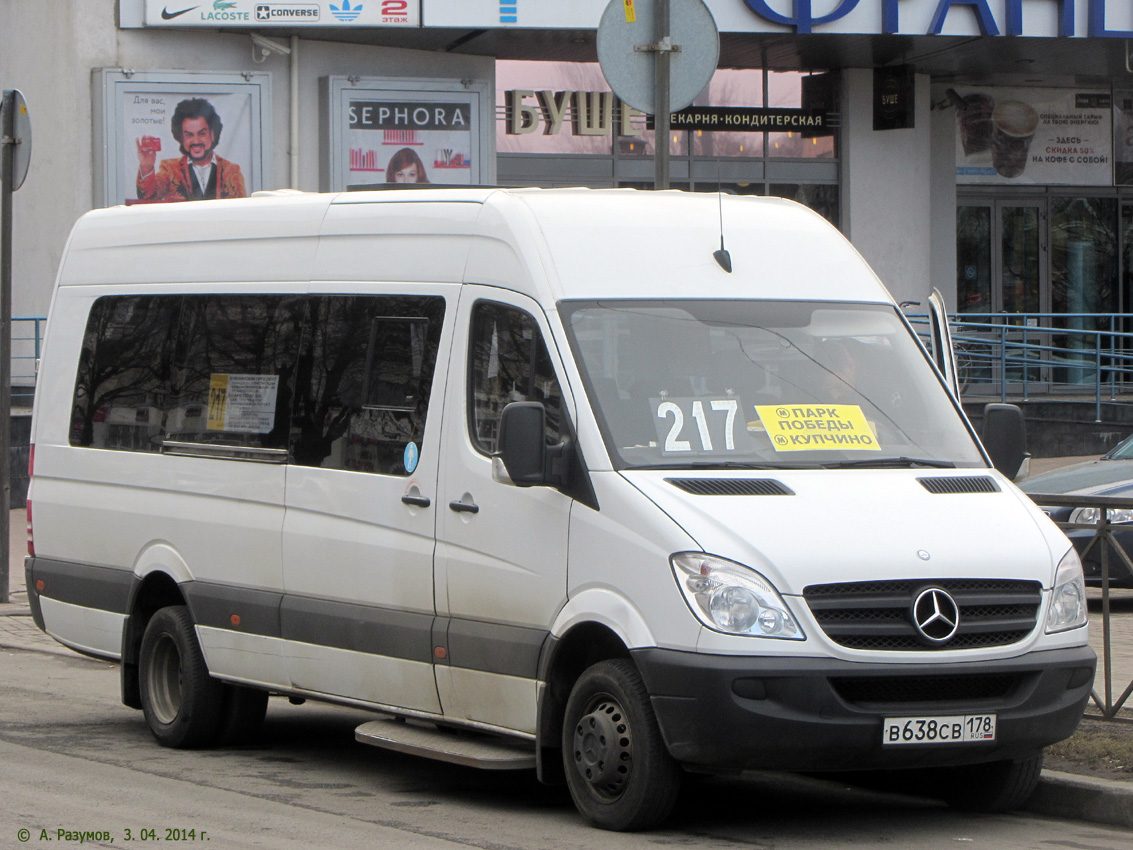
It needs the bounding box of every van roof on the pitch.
[57,187,893,306]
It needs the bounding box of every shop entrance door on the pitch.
[956,199,1048,389]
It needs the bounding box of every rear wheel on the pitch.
[138,605,223,748]
[940,753,1044,813]
[562,659,681,831]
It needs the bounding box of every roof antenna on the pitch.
[712,161,732,273]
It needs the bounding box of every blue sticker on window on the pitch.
[404,441,419,474]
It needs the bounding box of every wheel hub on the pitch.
[572,699,632,798]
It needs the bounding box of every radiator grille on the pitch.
[803,578,1042,650]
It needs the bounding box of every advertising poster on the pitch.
[951,87,1113,186]
[1115,92,1133,186]
[346,99,474,187]
[98,71,270,207]
[123,90,255,203]
[325,77,493,190]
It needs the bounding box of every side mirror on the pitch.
[981,403,1030,481]
[495,402,548,487]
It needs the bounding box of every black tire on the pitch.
[138,605,224,748]
[562,659,681,831]
[216,684,269,746]
[940,753,1044,813]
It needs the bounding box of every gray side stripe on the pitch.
[30,559,548,678]
[184,581,283,638]
[281,595,435,664]
[28,557,133,614]
[446,618,547,680]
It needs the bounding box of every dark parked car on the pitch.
[1020,435,1133,588]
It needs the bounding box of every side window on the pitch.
[70,296,181,451]
[291,295,446,475]
[168,296,304,450]
[468,301,564,455]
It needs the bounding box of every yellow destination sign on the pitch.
[754,404,880,452]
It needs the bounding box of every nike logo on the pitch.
[161,5,200,19]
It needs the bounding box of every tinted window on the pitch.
[69,293,445,477]
[169,296,304,449]
[468,301,563,455]
[71,296,180,451]
[290,295,445,474]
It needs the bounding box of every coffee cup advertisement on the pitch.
[1115,92,1133,186]
[952,87,1112,186]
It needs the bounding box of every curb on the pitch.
[1026,770,1133,829]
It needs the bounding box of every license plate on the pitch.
[882,714,997,745]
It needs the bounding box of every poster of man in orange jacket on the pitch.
[136,97,247,201]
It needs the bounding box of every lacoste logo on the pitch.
[161,5,201,19]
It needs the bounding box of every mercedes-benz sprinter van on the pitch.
[26,188,1095,830]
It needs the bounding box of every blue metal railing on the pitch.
[12,316,44,388]
[909,312,1133,418]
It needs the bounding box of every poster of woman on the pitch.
[344,97,475,188]
[386,147,430,184]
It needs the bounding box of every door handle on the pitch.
[401,495,431,508]
[448,499,479,514]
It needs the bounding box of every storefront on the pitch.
[494,63,839,229]
[4,0,1133,331]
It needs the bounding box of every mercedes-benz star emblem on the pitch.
[912,587,960,644]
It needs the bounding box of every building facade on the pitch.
[3,0,1133,350]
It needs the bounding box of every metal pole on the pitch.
[1101,509,1112,716]
[999,325,1007,403]
[1021,324,1029,401]
[653,0,671,190]
[0,90,14,603]
[1096,329,1103,422]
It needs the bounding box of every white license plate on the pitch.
[882,714,997,745]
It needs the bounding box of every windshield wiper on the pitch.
[821,457,956,469]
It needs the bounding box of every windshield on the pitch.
[561,300,986,470]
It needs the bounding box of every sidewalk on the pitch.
[2,504,1132,828]
[0,509,67,654]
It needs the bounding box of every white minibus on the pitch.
[26,188,1095,830]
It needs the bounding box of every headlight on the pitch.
[1068,506,1133,524]
[670,553,804,640]
[1046,548,1088,633]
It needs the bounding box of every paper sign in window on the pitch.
[755,404,880,452]
[207,374,279,433]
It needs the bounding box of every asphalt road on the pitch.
[2,649,1130,850]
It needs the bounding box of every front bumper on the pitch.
[633,645,1096,772]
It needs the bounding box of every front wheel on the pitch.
[940,753,1044,813]
[138,605,224,748]
[562,659,681,831]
